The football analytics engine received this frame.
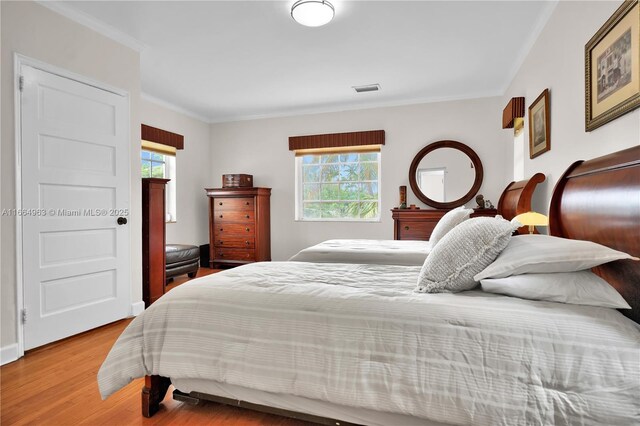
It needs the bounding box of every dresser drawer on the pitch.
[397,221,436,240]
[214,235,255,249]
[214,197,254,211]
[214,248,255,262]
[214,223,254,238]
[214,209,255,223]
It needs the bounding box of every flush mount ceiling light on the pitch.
[291,0,335,27]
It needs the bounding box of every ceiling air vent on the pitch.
[353,84,380,93]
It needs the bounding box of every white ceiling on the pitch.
[51,1,557,123]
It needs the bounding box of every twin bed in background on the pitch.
[98,147,639,426]
[288,172,546,266]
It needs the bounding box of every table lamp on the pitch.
[513,211,548,234]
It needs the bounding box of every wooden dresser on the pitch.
[142,178,169,307]
[392,207,501,240]
[391,208,448,240]
[205,187,271,268]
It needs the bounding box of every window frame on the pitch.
[294,150,382,222]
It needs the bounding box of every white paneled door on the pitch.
[20,65,130,350]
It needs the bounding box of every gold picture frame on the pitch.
[528,89,550,159]
[585,0,640,131]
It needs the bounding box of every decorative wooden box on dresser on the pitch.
[142,178,169,307]
[205,187,271,268]
[391,209,448,240]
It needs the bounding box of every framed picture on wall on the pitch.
[585,0,639,132]
[528,89,550,159]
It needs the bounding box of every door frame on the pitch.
[13,54,131,358]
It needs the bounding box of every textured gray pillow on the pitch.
[416,217,518,293]
[429,206,473,245]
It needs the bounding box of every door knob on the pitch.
[117,217,128,225]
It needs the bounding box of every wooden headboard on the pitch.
[497,173,546,234]
[549,146,640,324]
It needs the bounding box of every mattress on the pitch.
[99,262,640,425]
[288,239,431,265]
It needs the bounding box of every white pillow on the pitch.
[481,271,631,309]
[429,206,473,245]
[474,234,636,281]
[416,217,518,293]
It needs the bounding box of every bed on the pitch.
[287,238,432,266]
[288,173,546,265]
[98,148,639,425]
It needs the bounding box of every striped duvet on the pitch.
[288,239,431,265]
[98,262,640,425]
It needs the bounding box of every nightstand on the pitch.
[391,208,449,240]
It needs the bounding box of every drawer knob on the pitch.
[219,215,223,218]
[245,215,250,219]
[246,241,250,245]
[245,201,250,205]
[404,226,409,230]
[219,241,223,245]
[246,227,250,232]
[219,228,223,232]
[219,202,223,206]
[219,253,224,257]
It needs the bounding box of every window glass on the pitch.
[141,150,177,222]
[296,151,381,221]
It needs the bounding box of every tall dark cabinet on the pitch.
[142,178,169,307]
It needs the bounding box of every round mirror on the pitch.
[409,140,483,209]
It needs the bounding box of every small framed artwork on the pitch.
[528,89,550,159]
[585,0,639,132]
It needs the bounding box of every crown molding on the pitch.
[141,93,212,124]
[36,1,147,52]
[500,0,559,94]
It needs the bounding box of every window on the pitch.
[141,150,177,222]
[296,151,380,221]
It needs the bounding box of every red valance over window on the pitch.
[289,130,385,152]
[142,124,184,150]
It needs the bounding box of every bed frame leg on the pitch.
[142,375,171,418]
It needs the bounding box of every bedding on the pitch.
[475,234,636,281]
[481,271,632,309]
[288,239,431,266]
[99,262,640,425]
[428,206,472,245]
[416,216,518,293]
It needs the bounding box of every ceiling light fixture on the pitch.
[291,0,335,27]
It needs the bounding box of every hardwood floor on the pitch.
[165,266,220,292]
[0,268,310,426]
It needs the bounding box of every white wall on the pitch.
[210,97,508,261]
[1,1,141,349]
[502,1,640,214]
[140,99,212,246]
